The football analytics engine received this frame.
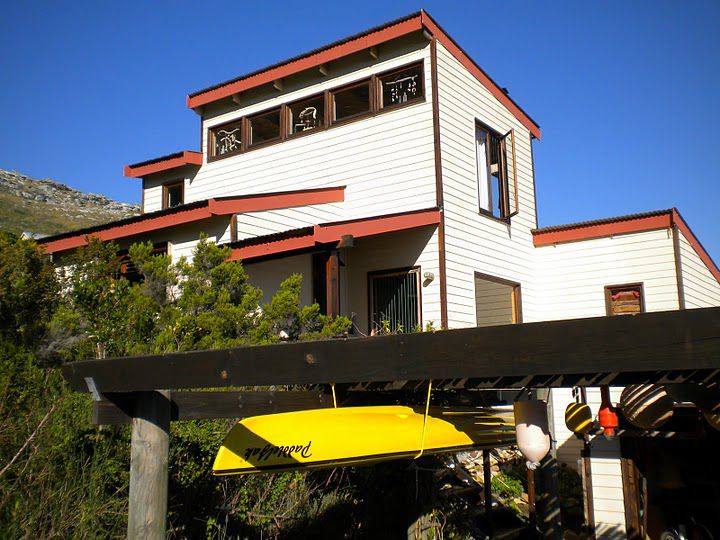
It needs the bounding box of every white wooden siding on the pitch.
[678,230,720,308]
[435,42,540,328]
[189,44,436,232]
[142,169,197,214]
[534,229,679,321]
[235,202,345,240]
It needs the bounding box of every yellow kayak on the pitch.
[213,405,515,475]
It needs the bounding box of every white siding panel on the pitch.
[435,43,541,328]
[244,254,314,307]
[678,230,720,308]
[344,226,441,334]
[191,46,436,225]
[534,229,679,321]
[235,202,345,240]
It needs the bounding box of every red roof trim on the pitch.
[185,11,540,139]
[419,12,541,139]
[124,151,203,178]
[532,212,672,247]
[230,208,441,262]
[38,186,345,254]
[532,208,720,284]
[671,208,720,283]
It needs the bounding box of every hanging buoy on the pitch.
[619,384,673,431]
[598,386,619,439]
[513,400,550,470]
[565,401,594,435]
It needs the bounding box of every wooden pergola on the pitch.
[61,307,720,539]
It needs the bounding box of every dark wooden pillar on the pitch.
[326,250,340,317]
[536,455,562,539]
[127,391,170,540]
[483,449,494,538]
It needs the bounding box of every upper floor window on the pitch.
[476,123,513,219]
[332,80,371,122]
[379,64,423,109]
[162,181,184,209]
[248,107,281,146]
[288,94,324,135]
[210,120,242,159]
[206,61,426,161]
[605,284,644,316]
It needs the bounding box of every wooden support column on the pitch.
[128,391,170,540]
[326,250,340,317]
[483,449,494,538]
[536,453,562,539]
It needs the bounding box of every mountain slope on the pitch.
[0,169,140,237]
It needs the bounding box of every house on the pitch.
[37,11,720,538]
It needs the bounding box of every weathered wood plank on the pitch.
[62,307,720,393]
[127,391,170,540]
[93,391,332,425]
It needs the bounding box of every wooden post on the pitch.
[127,391,170,540]
[527,467,537,532]
[536,454,562,539]
[326,250,340,317]
[483,449,494,538]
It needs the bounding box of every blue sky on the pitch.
[1,1,719,261]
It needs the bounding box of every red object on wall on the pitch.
[598,385,619,438]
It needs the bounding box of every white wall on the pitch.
[677,229,720,308]
[534,229,680,320]
[189,42,436,233]
[235,202,345,240]
[343,225,441,335]
[142,167,198,214]
[243,253,314,307]
[435,42,540,328]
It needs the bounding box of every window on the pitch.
[117,242,168,283]
[248,107,281,146]
[476,123,513,220]
[210,120,243,158]
[206,61,426,161]
[474,272,521,327]
[288,95,325,135]
[605,284,644,316]
[379,63,423,109]
[369,267,421,333]
[162,181,184,209]
[332,80,371,122]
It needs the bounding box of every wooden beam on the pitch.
[272,79,283,91]
[368,45,379,59]
[62,307,720,393]
[318,63,328,76]
[231,93,242,105]
[127,391,170,540]
[93,390,332,425]
[326,250,340,317]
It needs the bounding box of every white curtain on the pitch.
[476,127,490,211]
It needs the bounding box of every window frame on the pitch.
[286,92,328,140]
[475,119,512,222]
[207,119,244,162]
[205,61,427,162]
[376,62,425,113]
[330,78,373,126]
[367,266,422,334]
[247,105,283,149]
[473,271,522,325]
[162,180,184,210]
[605,283,645,316]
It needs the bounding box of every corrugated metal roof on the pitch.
[187,11,421,99]
[532,209,673,234]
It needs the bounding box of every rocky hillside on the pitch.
[0,169,140,237]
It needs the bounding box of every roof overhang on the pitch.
[186,11,541,139]
[38,186,345,254]
[533,208,720,283]
[124,151,203,178]
[229,208,441,262]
